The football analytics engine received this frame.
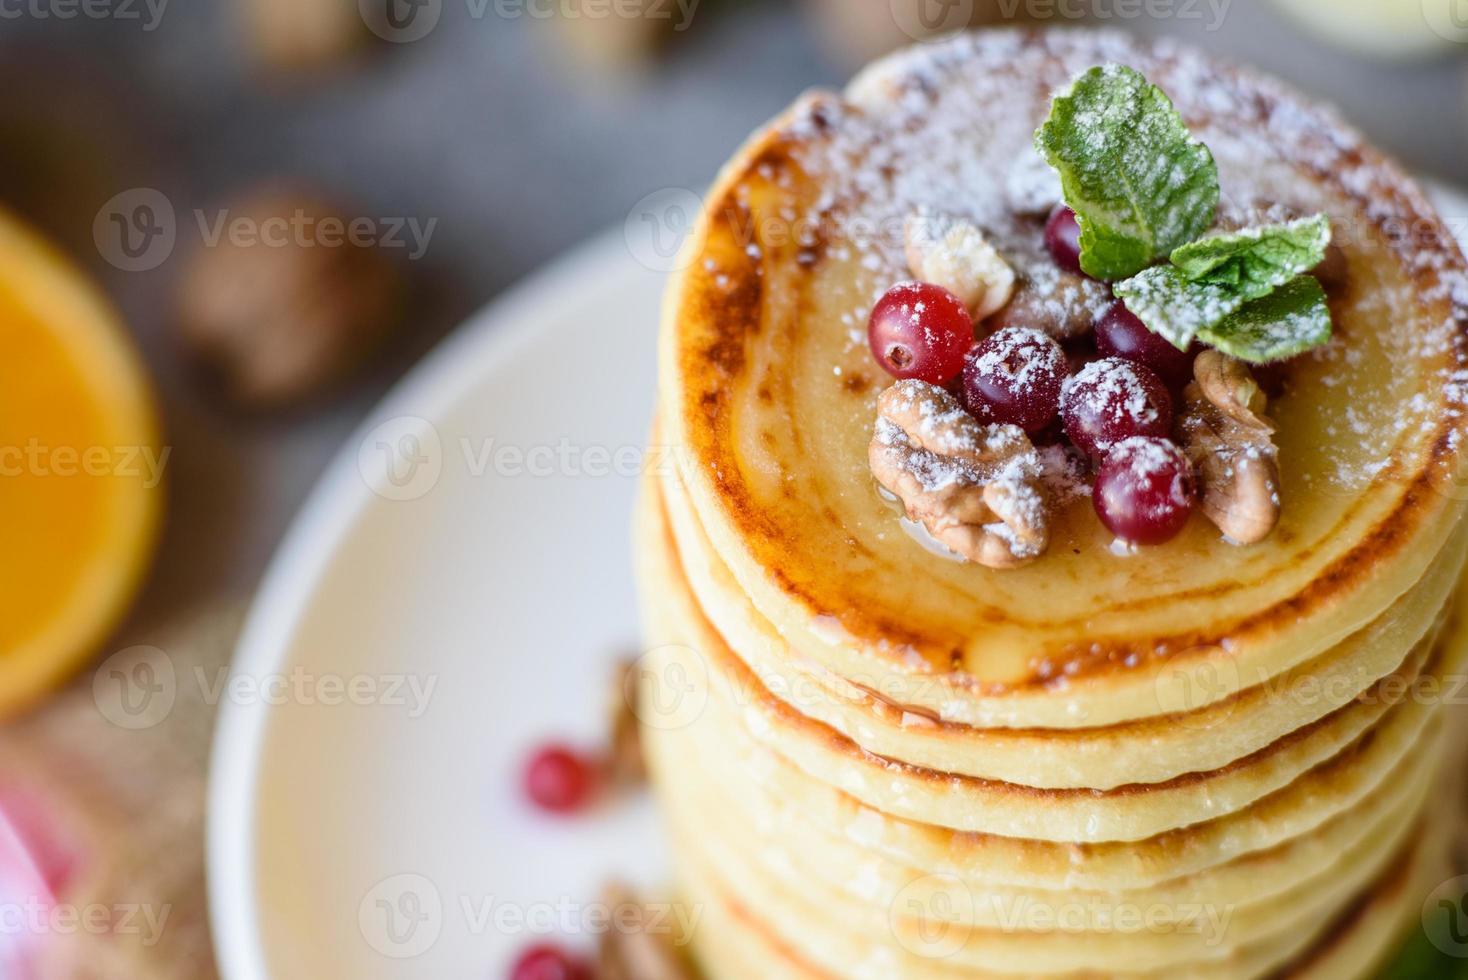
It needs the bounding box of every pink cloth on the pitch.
[0,789,72,979]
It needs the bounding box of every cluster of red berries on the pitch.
[868,206,1197,546]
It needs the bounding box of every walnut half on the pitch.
[869,380,1049,568]
[1177,350,1281,545]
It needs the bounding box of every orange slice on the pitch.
[0,208,161,717]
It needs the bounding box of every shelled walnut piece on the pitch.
[869,380,1049,568]
[903,211,1015,320]
[176,185,405,409]
[1177,350,1281,545]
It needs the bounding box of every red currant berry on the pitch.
[961,327,1067,433]
[1044,205,1084,276]
[1061,358,1173,459]
[1093,437,1195,545]
[510,944,593,980]
[523,744,600,814]
[1095,302,1195,388]
[868,281,974,384]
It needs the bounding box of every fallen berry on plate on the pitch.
[510,943,594,980]
[523,744,600,814]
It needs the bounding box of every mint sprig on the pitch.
[1035,64,1219,281]
[1036,65,1336,365]
[1113,216,1334,356]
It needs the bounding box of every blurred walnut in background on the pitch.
[176,185,406,410]
[244,0,369,72]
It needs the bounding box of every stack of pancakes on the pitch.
[634,31,1468,978]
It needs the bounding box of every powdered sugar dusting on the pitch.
[776,30,1468,498]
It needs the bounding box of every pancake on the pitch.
[657,29,1468,729]
[672,814,1450,980]
[646,683,1436,929]
[658,447,1468,787]
[665,782,1422,972]
[638,476,1460,841]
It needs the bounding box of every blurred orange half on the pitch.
[0,208,161,718]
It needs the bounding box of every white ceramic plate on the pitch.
[210,187,1468,980]
[208,230,672,980]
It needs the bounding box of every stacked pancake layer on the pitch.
[635,30,1468,979]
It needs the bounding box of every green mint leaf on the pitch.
[1112,265,1243,351]
[1035,64,1219,281]
[1114,215,1335,353]
[1170,214,1332,295]
[1198,276,1332,363]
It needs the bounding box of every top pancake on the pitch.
[660,29,1468,723]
